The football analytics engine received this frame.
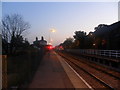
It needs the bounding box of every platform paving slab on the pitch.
[28,51,74,88]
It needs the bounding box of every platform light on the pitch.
[93,43,96,46]
[49,28,56,45]
[50,28,56,33]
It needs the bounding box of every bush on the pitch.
[7,47,44,88]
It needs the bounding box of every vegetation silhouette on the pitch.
[1,14,30,55]
[61,21,120,50]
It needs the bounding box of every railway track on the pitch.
[57,51,120,89]
[63,52,120,80]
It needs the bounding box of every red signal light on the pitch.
[48,46,52,50]
[46,45,53,50]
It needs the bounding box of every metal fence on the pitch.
[67,49,120,59]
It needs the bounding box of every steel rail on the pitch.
[58,52,115,89]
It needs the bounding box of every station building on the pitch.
[33,36,47,48]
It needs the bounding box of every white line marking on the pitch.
[63,59,94,90]
[54,52,94,90]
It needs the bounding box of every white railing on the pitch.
[80,49,120,59]
[67,49,120,59]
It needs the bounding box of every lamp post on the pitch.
[49,28,56,45]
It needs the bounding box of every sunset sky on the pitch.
[2,1,118,46]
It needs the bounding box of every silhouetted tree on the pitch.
[1,14,30,54]
[94,24,109,49]
[60,21,120,50]
[72,39,80,49]
[73,31,86,49]
[62,37,74,49]
[94,22,120,49]
[85,32,94,49]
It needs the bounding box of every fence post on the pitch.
[116,51,117,59]
[2,55,7,89]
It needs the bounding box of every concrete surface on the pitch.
[28,51,74,88]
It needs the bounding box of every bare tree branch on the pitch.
[2,14,30,43]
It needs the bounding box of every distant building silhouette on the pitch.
[33,36,47,48]
[39,36,47,46]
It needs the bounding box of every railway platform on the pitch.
[28,50,91,89]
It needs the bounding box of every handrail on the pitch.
[83,50,120,59]
[67,49,120,59]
